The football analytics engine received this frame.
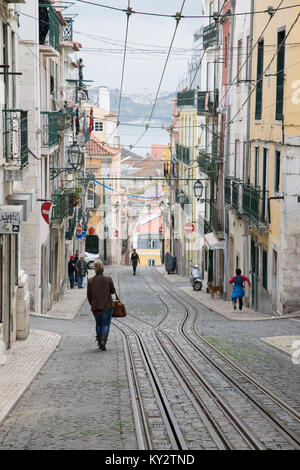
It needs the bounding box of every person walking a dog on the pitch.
[229,269,251,311]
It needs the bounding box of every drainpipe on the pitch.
[244,0,254,305]
[223,0,235,299]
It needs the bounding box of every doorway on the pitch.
[251,239,259,311]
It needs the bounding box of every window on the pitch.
[234,139,240,179]
[262,249,268,290]
[237,39,242,84]
[94,121,103,132]
[255,39,264,120]
[262,148,268,220]
[275,29,285,121]
[148,259,156,267]
[274,151,281,193]
[254,147,259,187]
[147,239,155,249]
[246,35,250,81]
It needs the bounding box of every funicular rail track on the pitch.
[110,269,299,450]
[146,268,300,449]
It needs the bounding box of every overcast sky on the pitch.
[68,0,204,96]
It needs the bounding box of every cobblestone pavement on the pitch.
[0,265,299,450]
[0,298,137,450]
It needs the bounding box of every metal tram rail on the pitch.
[111,272,260,449]
[147,268,300,449]
[110,267,300,449]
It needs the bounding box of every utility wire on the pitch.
[130,3,187,150]
[74,0,300,19]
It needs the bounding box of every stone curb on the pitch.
[0,329,61,425]
[31,286,87,320]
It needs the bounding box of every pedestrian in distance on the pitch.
[68,255,76,289]
[76,255,88,288]
[87,261,117,350]
[229,268,251,311]
[74,249,80,285]
[130,248,140,275]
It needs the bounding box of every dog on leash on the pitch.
[207,282,223,299]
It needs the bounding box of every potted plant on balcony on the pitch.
[71,186,83,207]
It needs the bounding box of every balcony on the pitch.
[3,109,28,180]
[62,17,73,43]
[52,190,71,225]
[210,201,224,235]
[175,144,191,166]
[203,22,219,49]
[58,109,74,133]
[242,184,268,232]
[197,150,215,178]
[197,89,219,116]
[39,3,60,52]
[41,111,59,148]
[177,90,196,107]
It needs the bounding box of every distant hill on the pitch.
[88,87,175,125]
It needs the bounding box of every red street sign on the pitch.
[76,223,82,235]
[114,230,119,237]
[184,222,194,234]
[159,226,165,234]
[41,202,52,225]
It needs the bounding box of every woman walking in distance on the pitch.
[229,268,251,311]
[87,261,116,350]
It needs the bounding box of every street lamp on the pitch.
[67,141,83,169]
[193,179,204,202]
[178,190,186,208]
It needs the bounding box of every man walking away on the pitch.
[68,255,76,289]
[229,268,251,311]
[130,249,140,275]
[76,255,88,288]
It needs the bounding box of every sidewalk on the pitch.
[156,266,300,360]
[0,286,86,425]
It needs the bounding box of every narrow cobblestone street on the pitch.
[0,267,299,450]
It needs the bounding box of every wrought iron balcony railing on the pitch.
[62,17,73,43]
[39,3,60,51]
[242,184,268,228]
[203,22,219,49]
[175,144,191,166]
[210,201,224,234]
[52,190,70,224]
[177,90,196,107]
[197,150,215,178]
[3,109,28,168]
[41,111,59,147]
[58,109,74,133]
[197,89,219,115]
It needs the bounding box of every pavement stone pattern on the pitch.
[0,298,137,450]
[0,265,299,449]
[32,287,87,320]
[157,266,300,360]
[0,329,61,425]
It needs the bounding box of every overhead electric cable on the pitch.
[130,1,186,150]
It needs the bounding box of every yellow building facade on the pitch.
[249,2,300,314]
[176,108,198,276]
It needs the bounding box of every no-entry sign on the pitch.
[184,222,194,234]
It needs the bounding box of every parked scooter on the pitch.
[190,265,203,291]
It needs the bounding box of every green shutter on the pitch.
[275,30,285,121]
[255,40,264,120]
